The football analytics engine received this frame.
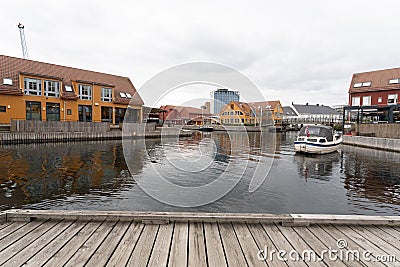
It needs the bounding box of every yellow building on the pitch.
[219,101,256,125]
[249,100,283,126]
[0,55,143,125]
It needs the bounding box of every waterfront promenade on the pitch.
[0,210,399,266]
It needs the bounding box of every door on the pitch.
[46,102,60,121]
[115,108,126,124]
[101,106,113,122]
[26,101,42,121]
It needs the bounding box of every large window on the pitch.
[101,88,112,102]
[79,84,92,100]
[388,94,398,105]
[24,78,42,96]
[101,106,113,122]
[0,106,6,112]
[78,105,92,122]
[362,96,371,106]
[46,102,60,121]
[44,80,60,97]
[26,101,42,121]
[352,97,360,106]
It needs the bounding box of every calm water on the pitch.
[1,132,399,215]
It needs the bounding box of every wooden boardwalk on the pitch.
[0,210,399,266]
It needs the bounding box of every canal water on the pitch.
[0,132,399,215]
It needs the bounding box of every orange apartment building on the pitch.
[0,55,143,125]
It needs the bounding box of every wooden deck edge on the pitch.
[4,210,400,226]
[289,214,400,226]
[4,209,292,224]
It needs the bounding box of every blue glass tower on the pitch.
[212,89,240,114]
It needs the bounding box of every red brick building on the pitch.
[347,68,400,123]
[349,68,400,106]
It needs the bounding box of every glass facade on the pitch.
[212,89,239,114]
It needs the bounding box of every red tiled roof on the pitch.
[349,67,400,93]
[0,55,143,105]
[249,100,281,110]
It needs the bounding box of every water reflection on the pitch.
[0,141,147,210]
[0,132,399,215]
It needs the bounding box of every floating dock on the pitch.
[0,210,399,266]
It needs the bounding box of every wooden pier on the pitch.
[0,210,399,266]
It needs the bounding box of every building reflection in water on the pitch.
[341,145,400,207]
[0,140,148,210]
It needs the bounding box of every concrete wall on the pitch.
[343,136,400,152]
[356,123,400,139]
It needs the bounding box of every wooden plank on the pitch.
[85,220,131,267]
[261,223,307,267]
[246,223,287,267]
[313,224,383,267]
[188,221,207,267]
[126,224,159,266]
[276,224,328,267]
[23,220,88,266]
[147,223,174,266]
[64,220,118,267]
[168,221,188,267]
[325,224,390,266]
[375,226,400,241]
[350,225,400,259]
[0,222,11,230]
[0,222,29,240]
[0,220,46,251]
[290,214,400,226]
[44,220,104,267]
[5,220,74,266]
[218,222,247,267]
[0,219,60,265]
[204,222,227,267]
[106,222,144,266]
[233,222,267,266]
[292,226,350,267]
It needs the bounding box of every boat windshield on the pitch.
[299,126,333,141]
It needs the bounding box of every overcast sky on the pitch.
[2,0,400,107]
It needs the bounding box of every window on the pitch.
[46,102,60,121]
[101,106,113,122]
[26,101,41,120]
[0,106,6,112]
[388,94,398,105]
[78,105,92,122]
[389,79,399,84]
[3,78,12,85]
[24,78,42,95]
[44,80,60,97]
[352,97,360,106]
[67,109,72,115]
[378,97,383,103]
[126,93,132,98]
[79,84,92,100]
[65,85,73,92]
[362,82,371,87]
[362,96,371,106]
[353,83,362,88]
[101,88,112,102]
[119,92,127,98]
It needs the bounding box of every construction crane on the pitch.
[17,23,29,59]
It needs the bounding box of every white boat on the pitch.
[294,125,342,154]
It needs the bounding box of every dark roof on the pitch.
[0,55,143,105]
[349,67,400,93]
[293,104,339,115]
[282,106,297,116]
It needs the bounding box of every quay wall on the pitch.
[343,135,400,152]
[355,123,400,139]
[10,120,157,133]
[1,124,190,145]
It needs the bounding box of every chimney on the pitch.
[316,103,319,106]
[306,103,308,106]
